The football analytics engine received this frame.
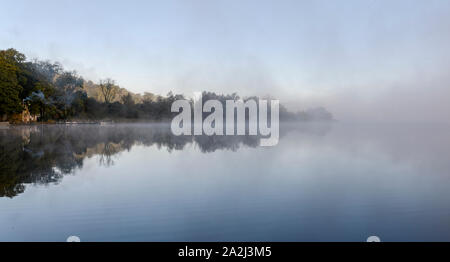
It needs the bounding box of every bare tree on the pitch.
[99,78,118,104]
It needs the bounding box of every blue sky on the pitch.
[1,0,450,122]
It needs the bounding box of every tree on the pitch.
[142,92,156,102]
[54,71,84,119]
[31,60,62,83]
[0,49,24,117]
[99,78,118,104]
[121,93,134,106]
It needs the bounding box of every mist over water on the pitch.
[2,0,450,243]
[1,123,450,241]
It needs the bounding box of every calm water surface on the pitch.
[1,123,450,241]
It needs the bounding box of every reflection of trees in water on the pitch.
[97,142,126,167]
[194,135,260,153]
[0,125,252,198]
[0,123,331,198]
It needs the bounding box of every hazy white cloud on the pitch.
[1,0,450,122]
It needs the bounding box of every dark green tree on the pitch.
[0,49,25,117]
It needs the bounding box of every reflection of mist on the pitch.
[0,123,330,198]
[4,122,449,201]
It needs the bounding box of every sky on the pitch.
[1,0,450,122]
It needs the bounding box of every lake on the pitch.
[1,122,450,241]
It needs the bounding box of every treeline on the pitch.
[0,48,184,122]
[0,48,333,122]
[0,48,88,121]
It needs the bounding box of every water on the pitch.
[1,122,450,241]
